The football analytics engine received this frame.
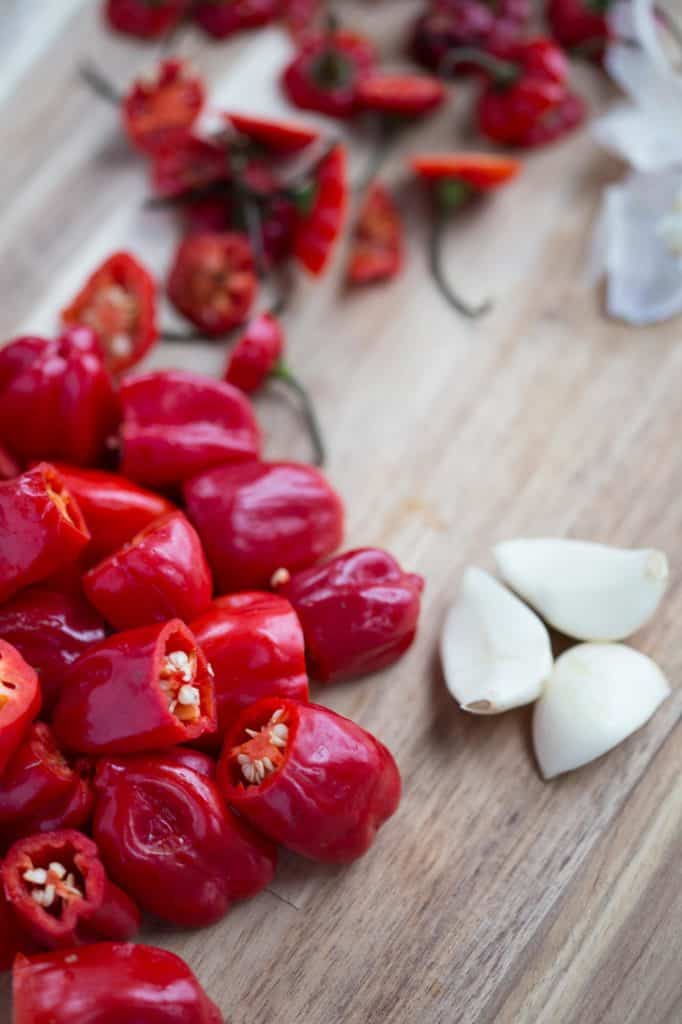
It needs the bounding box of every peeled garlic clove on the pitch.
[494,539,669,641]
[440,567,553,714]
[533,643,670,779]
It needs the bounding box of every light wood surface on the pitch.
[1,3,680,1022]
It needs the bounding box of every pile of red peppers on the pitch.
[0,304,422,1021]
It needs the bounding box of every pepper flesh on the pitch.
[191,591,309,744]
[0,642,41,779]
[226,111,319,153]
[184,459,344,592]
[167,231,257,336]
[84,510,213,631]
[347,182,403,286]
[2,829,139,949]
[218,697,401,862]
[52,619,216,755]
[93,754,276,926]
[123,59,205,154]
[275,548,425,682]
[294,145,348,276]
[13,943,224,1023]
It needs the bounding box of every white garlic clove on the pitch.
[533,643,670,779]
[494,538,669,641]
[440,567,553,714]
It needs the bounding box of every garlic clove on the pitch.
[440,567,553,714]
[533,642,670,779]
[494,539,669,641]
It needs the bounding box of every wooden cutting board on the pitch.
[1,3,680,1022]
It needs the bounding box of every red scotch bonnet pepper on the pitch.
[184,459,344,591]
[13,943,224,1024]
[151,133,232,200]
[411,0,531,71]
[0,642,41,777]
[356,73,446,116]
[275,548,424,682]
[0,586,108,714]
[93,753,276,926]
[193,0,280,37]
[547,0,612,59]
[105,0,189,39]
[2,829,139,949]
[225,111,319,154]
[119,369,261,488]
[0,464,90,604]
[191,591,309,744]
[83,510,212,631]
[218,697,401,862]
[122,59,205,154]
[0,327,119,467]
[52,619,216,755]
[283,28,376,118]
[61,250,158,373]
[168,231,258,336]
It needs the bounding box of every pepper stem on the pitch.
[79,61,122,105]
[438,48,519,85]
[428,215,492,320]
[271,363,326,467]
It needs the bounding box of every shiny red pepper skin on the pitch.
[0,586,108,714]
[120,370,261,489]
[226,111,319,153]
[0,725,84,829]
[218,697,401,862]
[193,0,280,37]
[282,30,376,118]
[13,943,224,1024]
[49,464,175,564]
[52,619,216,755]
[356,73,446,116]
[0,465,90,605]
[0,642,41,779]
[0,876,36,970]
[61,252,158,374]
[93,754,276,926]
[294,144,348,276]
[105,0,189,38]
[224,313,284,393]
[1,775,94,853]
[123,59,205,154]
[184,460,344,592]
[0,443,19,480]
[411,0,531,72]
[0,328,119,467]
[547,0,611,58]
[2,830,140,949]
[276,548,425,682]
[191,592,308,743]
[347,183,403,286]
[84,511,212,631]
[168,232,258,336]
[159,746,216,778]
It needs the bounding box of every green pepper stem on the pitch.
[428,216,492,319]
[271,364,326,467]
[79,62,122,105]
[438,48,519,85]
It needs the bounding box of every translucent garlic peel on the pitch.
[533,643,670,779]
[440,567,553,714]
[494,539,669,641]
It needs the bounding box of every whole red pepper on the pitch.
[191,592,309,744]
[0,465,90,604]
[2,830,139,949]
[193,0,280,37]
[184,459,344,592]
[167,231,257,336]
[356,73,446,116]
[0,328,119,467]
[13,943,224,1023]
[226,111,319,154]
[0,585,108,714]
[119,369,261,488]
[105,0,189,38]
[52,619,216,755]
[218,697,401,861]
[347,182,403,286]
[93,753,276,926]
[123,59,205,154]
[0,874,36,970]
[411,0,531,72]
[0,725,87,831]
[282,29,376,118]
[84,511,212,631]
[294,144,348,276]
[1,774,94,853]
[49,463,175,564]
[547,0,612,59]
[61,251,158,373]
[275,548,425,682]
[0,642,41,779]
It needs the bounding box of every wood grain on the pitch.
[0,3,680,1022]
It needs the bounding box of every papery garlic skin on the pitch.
[494,539,669,641]
[533,643,670,779]
[440,567,553,714]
